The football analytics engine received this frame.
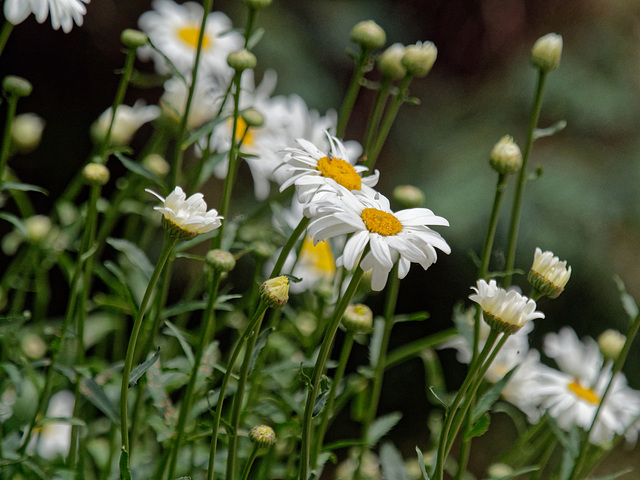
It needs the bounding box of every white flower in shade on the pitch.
[146,186,222,240]
[528,247,571,299]
[137,0,243,75]
[533,327,640,445]
[31,390,74,459]
[277,130,377,204]
[92,101,160,146]
[4,0,89,33]
[160,73,227,129]
[305,185,449,291]
[469,279,544,334]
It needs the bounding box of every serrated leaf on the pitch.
[463,412,490,441]
[80,376,120,425]
[533,119,567,140]
[415,446,431,479]
[107,237,154,279]
[128,347,161,388]
[380,442,409,480]
[367,411,402,446]
[0,182,48,195]
[115,152,166,190]
[472,366,518,421]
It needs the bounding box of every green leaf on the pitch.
[128,347,161,388]
[163,320,195,366]
[428,386,450,411]
[196,151,228,187]
[463,412,490,441]
[489,466,539,479]
[472,366,518,421]
[587,469,633,480]
[533,119,567,140]
[35,416,86,428]
[614,275,638,321]
[366,411,402,446]
[80,376,120,425]
[182,117,228,149]
[249,327,273,374]
[368,317,385,369]
[393,311,430,323]
[0,212,27,236]
[107,237,154,279]
[119,447,132,480]
[246,27,265,50]
[379,442,409,480]
[415,446,431,480]
[114,152,166,190]
[0,182,48,195]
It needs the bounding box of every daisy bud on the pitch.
[243,0,272,9]
[401,41,437,78]
[227,49,257,71]
[142,153,170,177]
[528,248,571,299]
[487,463,514,479]
[531,33,562,71]
[392,184,425,208]
[241,108,264,128]
[21,333,47,360]
[24,215,52,243]
[2,75,32,98]
[377,43,407,81]
[205,249,236,273]
[598,329,626,362]
[350,20,386,50]
[121,29,148,49]
[82,163,110,186]
[249,424,276,448]
[489,135,522,175]
[342,304,373,333]
[260,276,290,309]
[11,113,45,153]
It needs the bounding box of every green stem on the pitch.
[163,269,222,480]
[362,77,392,161]
[385,328,458,369]
[119,234,179,472]
[206,301,269,480]
[0,20,14,58]
[365,75,413,171]
[270,217,310,277]
[0,93,18,185]
[298,263,365,480]
[504,70,548,287]
[337,47,371,137]
[240,444,260,480]
[169,0,214,188]
[568,309,640,480]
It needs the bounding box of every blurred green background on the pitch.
[2,0,640,477]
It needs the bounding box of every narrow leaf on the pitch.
[614,275,638,321]
[0,212,27,235]
[107,237,154,279]
[0,182,48,195]
[119,447,132,480]
[115,152,166,189]
[587,469,633,480]
[472,366,518,421]
[128,347,161,388]
[367,411,402,446]
[415,446,431,480]
[380,442,409,480]
[80,377,120,425]
[393,311,430,323]
[490,465,540,479]
[246,27,265,50]
[249,327,273,374]
[163,320,195,366]
[533,119,567,140]
[463,412,490,441]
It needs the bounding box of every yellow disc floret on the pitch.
[177,25,211,49]
[361,208,402,236]
[568,380,601,405]
[317,155,362,191]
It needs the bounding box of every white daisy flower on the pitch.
[278,130,378,203]
[528,247,571,299]
[304,185,450,291]
[469,279,544,334]
[92,100,160,146]
[534,327,640,445]
[137,0,243,75]
[146,186,222,240]
[28,390,74,459]
[4,0,89,33]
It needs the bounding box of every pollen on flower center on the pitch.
[317,155,362,191]
[177,25,211,49]
[568,380,601,405]
[361,208,402,236]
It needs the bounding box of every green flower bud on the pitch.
[342,304,373,333]
[24,215,52,243]
[2,75,33,98]
[350,20,386,50]
[142,153,170,178]
[243,0,272,9]
[205,249,236,273]
[249,424,276,448]
[377,43,407,81]
[392,184,425,209]
[531,33,562,71]
[11,113,45,153]
[401,41,437,78]
[598,329,625,362]
[260,276,290,309]
[82,163,110,186]
[227,49,257,71]
[121,29,149,49]
[241,108,264,128]
[489,135,522,175]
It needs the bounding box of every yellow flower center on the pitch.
[316,155,362,191]
[300,236,336,275]
[361,208,402,236]
[568,380,601,405]
[228,117,254,147]
[177,25,212,50]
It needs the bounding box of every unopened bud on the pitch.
[598,329,625,362]
[121,29,149,49]
[241,108,264,128]
[249,424,276,448]
[243,0,272,9]
[142,153,170,177]
[377,43,407,81]
[342,304,373,333]
[205,249,236,272]
[260,276,290,309]
[11,113,45,153]
[24,215,52,243]
[393,184,425,209]
[350,20,386,50]
[82,163,110,186]
[489,135,522,175]
[402,41,437,78]
[2,75,32,98]
[227,49,257,71]
[531,33,562,71]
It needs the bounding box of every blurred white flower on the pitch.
[31,390,74,459]
[4,0,89,33]
[160,73,226,129]
[92,101,160,146]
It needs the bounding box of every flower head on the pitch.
[597,329,626,362]
[260,276,290,309]
[4,0,89,33]
[249,424,276,448]
[305,185,449,291]
[11,113,45,153]
[147,187,222,240]
[528,247,571,299]
[350,20,386,49]
[531,33,563,71]
[402,41,437,78]
[489,135,522,175]
[469,279,544,334]
[342,304,373,333]
[92,101,160,146]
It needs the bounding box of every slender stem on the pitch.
[0,20,14,58]
[119,234,179,471]
[240,444,260,480]
[163,269,222,480]
[169,0,214,188]
[226,311,266,480]
[504,70,548,287]
[0,94,18,185]
[385,328,458,369]
[362,77,392,161]
[270,217,310,278]
[568,309,640,480]
[365,75,413,170]
[206,301,269,480]
[298,263,366,480]
[337,47,371,137]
